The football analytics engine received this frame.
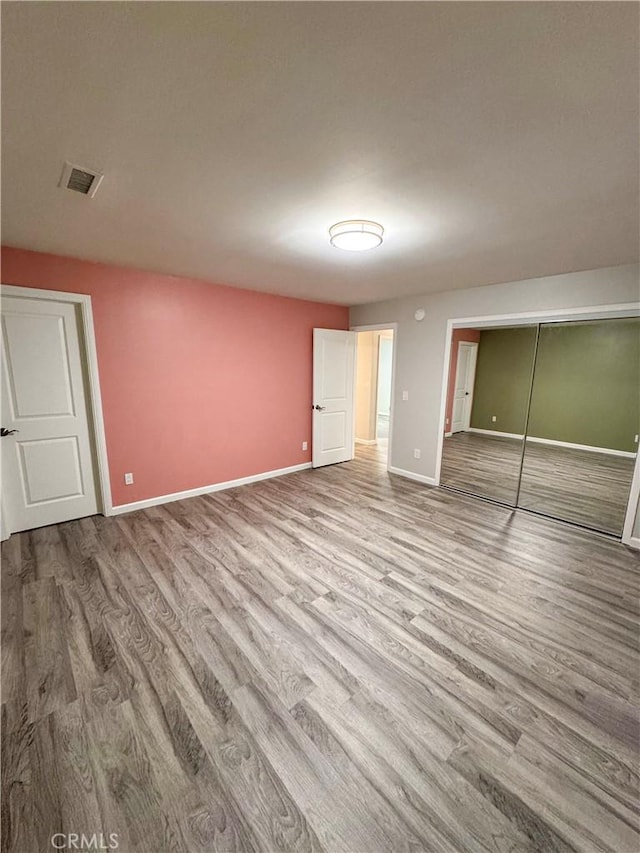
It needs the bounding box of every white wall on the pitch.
[350,264,639,503]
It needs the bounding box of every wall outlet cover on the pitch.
[124,472,134,485]
[302,441,308,451]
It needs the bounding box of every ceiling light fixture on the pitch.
[329,220,384,251]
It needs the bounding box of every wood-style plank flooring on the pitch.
[440,432,635,535]
[518,441,636,535]
[2,444,639,852]
[440,432,524,505]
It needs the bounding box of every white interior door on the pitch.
[1,294,99,533]
[312,329,356,468]
[451,342,478,433]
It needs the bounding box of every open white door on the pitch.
[451,342,478,433]
[312,329,356,468]
[1,294,99,533]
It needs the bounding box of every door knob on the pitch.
[0,427,18,437]
[313,404,326,411]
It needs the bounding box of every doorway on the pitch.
[354,327,395,467]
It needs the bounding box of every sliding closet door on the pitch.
[440,325,537,505]
[517,318,639,535]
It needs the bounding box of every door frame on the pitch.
[0,285,112,532]
[451,341,478,433]
[351,323,398,472]
[434,302,640,545]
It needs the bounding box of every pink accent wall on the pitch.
[445,328,481,432]
[1,247,348,507]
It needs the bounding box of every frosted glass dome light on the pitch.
[329,220,384,251]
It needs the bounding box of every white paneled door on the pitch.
[312,329,356,468]
[451,341,478,433]
[1,294,99,533]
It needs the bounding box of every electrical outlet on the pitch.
[635,434,639,444]
[402,390,409,401]
[491,415,497,423]
[124,472,134,485]
[302,441,308,451]
[446,417,449,425]
[413,449,421,459]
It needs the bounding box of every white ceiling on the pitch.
[2,2,638,305]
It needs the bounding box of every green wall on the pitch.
[527,319,640,453]
[470,319,640,452]
[470,327,537,434]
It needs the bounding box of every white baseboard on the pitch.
[355,438,377,446]
[444,431,453,438]
[468,428,524,440]
[109,462,312,516]
[388,466,436,486]
[622,535,640,550]
[526,436,636,458]
[467,428,636,458]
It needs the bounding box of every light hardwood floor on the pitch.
[440,432,635,535]
[2,445,639,853]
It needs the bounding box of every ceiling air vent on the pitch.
[58,161,104,198]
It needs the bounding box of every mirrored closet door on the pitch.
[517,318,639,536]
[440,317,639,536]
[440,326,537,506]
